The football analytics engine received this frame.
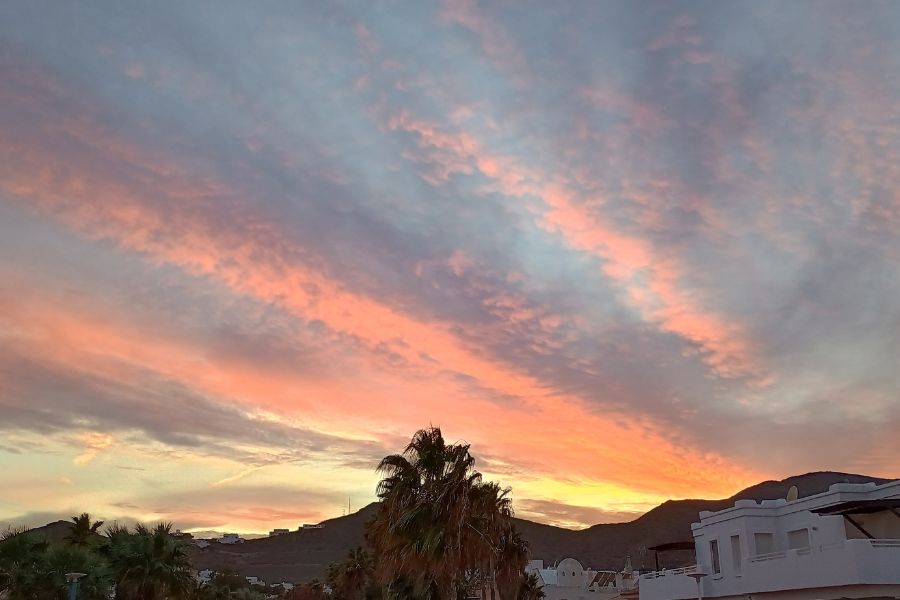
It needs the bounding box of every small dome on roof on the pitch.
[556,557,583,571]
[555,558,585,587]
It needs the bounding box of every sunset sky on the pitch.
[2,1,900,534]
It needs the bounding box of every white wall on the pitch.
[640,480,900,600]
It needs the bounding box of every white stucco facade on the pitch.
[640,480,900,600]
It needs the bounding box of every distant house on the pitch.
[196,569,215,584]
[301,523,324,530]
[193,539,211,549]
[526,557,637,600]
[269,528,290,536]
[272,582,295,592]
[218,533,245,544]
[171,529,193,540]
[246,575,266,587]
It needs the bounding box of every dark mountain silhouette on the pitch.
[14,519,106,546]
[189,504,381,584]
[515,471,893,572]
[183,471,892,582]
[21,520,79,543]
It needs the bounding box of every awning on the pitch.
[647,541,696,571]
[810,498,900,516]
[648,541,695,552]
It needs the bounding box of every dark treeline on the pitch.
[0,428,543,600]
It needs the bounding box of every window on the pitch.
[730,535,741,574]
[787,528,810,550]
[754,532,774,555]
[709,539,721,574]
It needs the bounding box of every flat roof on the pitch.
[811,498,900,516]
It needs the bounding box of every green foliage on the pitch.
[517,572,544,600]
[102,522,194,600]
[1,519,200,600]
[231,588,266,600]
[0,528,110,600]
[42,544,112,600]
[209,568,250,591]
[190,582,233,600]
[326,547,379,600]
[0,528,50,600]
[284,579,329,600]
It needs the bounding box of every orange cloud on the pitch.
[73,432,114,465]
[0,58,765,508]
[385,100,765,381]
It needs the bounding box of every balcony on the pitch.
[639,539,900,600]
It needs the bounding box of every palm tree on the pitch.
[66,513,105,547]
[465,482,514,600]
[0,527,112,600]
[326,547,374,600]
[0,528,48,600]
[494,527,529,600]
[517,573,544,600]
[367,427,529,600]
[42,543,112,600]
[368,427,476,599]
[104,522,193,600]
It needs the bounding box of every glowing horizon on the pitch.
[2,1,900,535]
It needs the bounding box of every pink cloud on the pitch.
[440,0,529,81]
[0,54,768,505]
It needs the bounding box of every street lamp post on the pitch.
[65,572,87,600]
[687,571,708,600]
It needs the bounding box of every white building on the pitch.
[218,533,245,544]
[246,576,266,587]
[301,523,324,530]
[272,582,295,592]
[196,569,215,584]
[527,557,638,600]
[640,480,900,600]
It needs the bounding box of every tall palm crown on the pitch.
[103,522,193,600]
[66,512,105,547]
[367,427,529,600]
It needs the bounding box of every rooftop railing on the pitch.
[640,565,697,580]
[642,538,900,579]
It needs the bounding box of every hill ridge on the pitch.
[54,471,894,583]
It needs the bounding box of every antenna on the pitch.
[786,485,799,502]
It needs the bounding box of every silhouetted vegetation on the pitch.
[365,427,531,600]
[1,428,537,600]
[0,516,192,600]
